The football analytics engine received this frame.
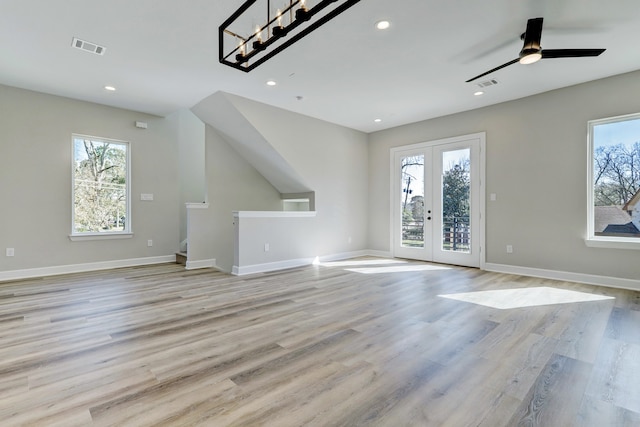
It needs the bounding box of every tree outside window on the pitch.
[590,115,640,240]
[72,135,129,234]
[442,153,470,252]
[401,155,425,247]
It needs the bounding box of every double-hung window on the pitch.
[587,113,640,249]
[71,134,131,240]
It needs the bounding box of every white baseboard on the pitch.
[365,250,394,259]
[6,253,633,294]
[231,250,386,276]
[484,262,640,292]
[232,257,314,276]
[185,259,216,270]
[0,255,176,282]
[315,250,370,263]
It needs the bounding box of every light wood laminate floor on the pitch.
[1,258,639,426]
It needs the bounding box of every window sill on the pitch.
[69,233,134,242]
[585,237,640,250]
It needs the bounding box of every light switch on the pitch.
[140,193,154,201]
[490,193,497,201]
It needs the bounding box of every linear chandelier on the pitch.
[219,0,361,72]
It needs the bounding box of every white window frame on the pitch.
[70,134,132,241]
[586,112,640,250]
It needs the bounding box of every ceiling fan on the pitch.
[466,17,606,83]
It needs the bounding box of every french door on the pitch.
[391,133,484,267]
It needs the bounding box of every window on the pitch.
[587,113,640,249]
[71,134,131,239]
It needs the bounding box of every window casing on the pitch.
[71,134,131,239]
[587,113,640,250]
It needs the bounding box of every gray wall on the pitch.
[0,84,180,272]
[226,94,370,257]
[368,70,640,281]
[4,68,638,282]
[234,213,317,272]
[204,125,283,272]
[169,109,206,246]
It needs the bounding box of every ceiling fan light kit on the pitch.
[519,53,541,64]
[220,0,361,72]
[466,17,606,82]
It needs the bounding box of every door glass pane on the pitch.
[401,154,425,248]
[441,148,470,252]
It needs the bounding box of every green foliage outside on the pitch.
[442,159,470,251]
[442,159,470,220]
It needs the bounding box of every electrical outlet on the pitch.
[264,243,270,252]
[506,245,513,254]
[6,248,14,257]
[147,240,153,247]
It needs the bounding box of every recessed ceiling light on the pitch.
[474,91,484,96]
[375,20,390,30]
[266,80,277,86]
[374,118,382,123]
[104,85,116,92]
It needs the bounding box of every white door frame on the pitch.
[389,132,486,268]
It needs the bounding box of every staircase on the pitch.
[175,252,187,266]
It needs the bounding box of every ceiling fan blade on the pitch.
[465,58,519,83]
[542,48,606,58]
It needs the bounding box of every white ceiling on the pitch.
[1,0,639,133]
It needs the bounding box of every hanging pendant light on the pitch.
[219,0,362,72]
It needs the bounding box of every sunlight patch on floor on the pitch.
[438,287,614,309]
[346,264,452,274]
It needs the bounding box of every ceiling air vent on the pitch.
[71,37,106,55]
[476,79,498,88]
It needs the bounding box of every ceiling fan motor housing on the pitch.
[519,17,543,58]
